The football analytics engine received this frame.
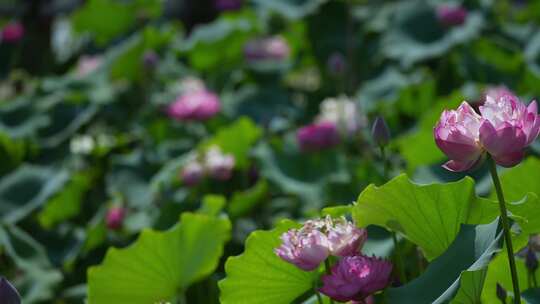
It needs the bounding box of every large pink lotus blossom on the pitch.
[1,22,24,43]
[478,93,540,167]
[436,5,467,27]
[168,89,220,121]
[434,102,485,172]
[320,255,393,302]
[297,121,340,151]
[435,91,540,171]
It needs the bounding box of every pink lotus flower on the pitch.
[244,36,290,62]
[168,89,220,121]
[327,219,368,257]
[76,55,102,77]
[435,91,540,171]
[204,146,235,180]
[275,225,330,271]
[434,102,484,172]
[1,22,24,43]
[436,5,468,27]
[181,160,204,186]
[106,207,126,230]
[478,93,540,167]
[320,255,393,302]
[297,121,340,151]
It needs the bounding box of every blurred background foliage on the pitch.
[1,0,540,303]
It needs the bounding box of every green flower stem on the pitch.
[487,156,521,304]
[380,146,407,283]
[315,288,323,304]
[324,259,335,304]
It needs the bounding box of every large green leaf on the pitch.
[386,219,502,303]
[353,174,496,260]
[219,220,319,304]
[523,288,540,303]
[493,157,540,202]
[87,213,231,303]
[202,117,262,169]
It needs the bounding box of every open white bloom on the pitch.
[316,96,365,135]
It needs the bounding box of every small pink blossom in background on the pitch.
[319,255,393,302]
[106,207,126,230]
[478,93,540,167]
[434,102,484,172]
[316,96,365,136]
[142,50,159,70]
[274,226,330,271]
[167,89,220,121]
[436,5,467,27]
[244,36,290,62]
[204,146,235,180]
[76,55,102,77]
[181,160,204,186]
[1,22,24,43]
[215,0,242,11]
[297,121,340,151]
[434,90,540,171]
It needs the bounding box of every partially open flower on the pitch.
[106,207,126,230]
[168,89,220,121]
[297,122,340,152]
[320,255,393,302]
[244,36,290,62]
[434,102,484,172]
[0,277,21,304]
[478,93,540,167]
[275,224,330,271]
[327,218,368,257]
[1,22,24,43]
[204,146,235,180]
[181,160,205,186]
[436,5,467,27]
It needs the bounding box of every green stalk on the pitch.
[315,287,323,304]
[324,259,335,304]
[487,156,521,304]
[380,146,407,283]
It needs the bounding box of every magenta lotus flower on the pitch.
[327,219,368,257]
[275,226,330,271]
[297,121,340,151]
[320,255,393,302]
[106,207,126,230]
[181,160,204,186]
[244,36,290,62]
[436,5,467,27]
[478,94,540,167]
[434,102,484,172]
[168,89,220,121]
[204,146,235,180]
[1,22,24,43]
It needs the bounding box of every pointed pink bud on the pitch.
[371,116,391,147]
[1,22,24,43]
[106,207,126,230]
[297,122,340,152]
[436,5,467,27]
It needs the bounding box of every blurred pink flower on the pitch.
[275,225,330,271]
[76,55,102,77]
[320,255,393,302]
[204,146,235,180]
[297,121,340,151]
[106,207,126,230]
[478,93,540,167]
[168,89,220,121]
[434,102,484,172]
[244,36,290,62]
[181,160,204,186]
[215,0,242,11]
[1,22,24,43]
[436,5,467,27]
